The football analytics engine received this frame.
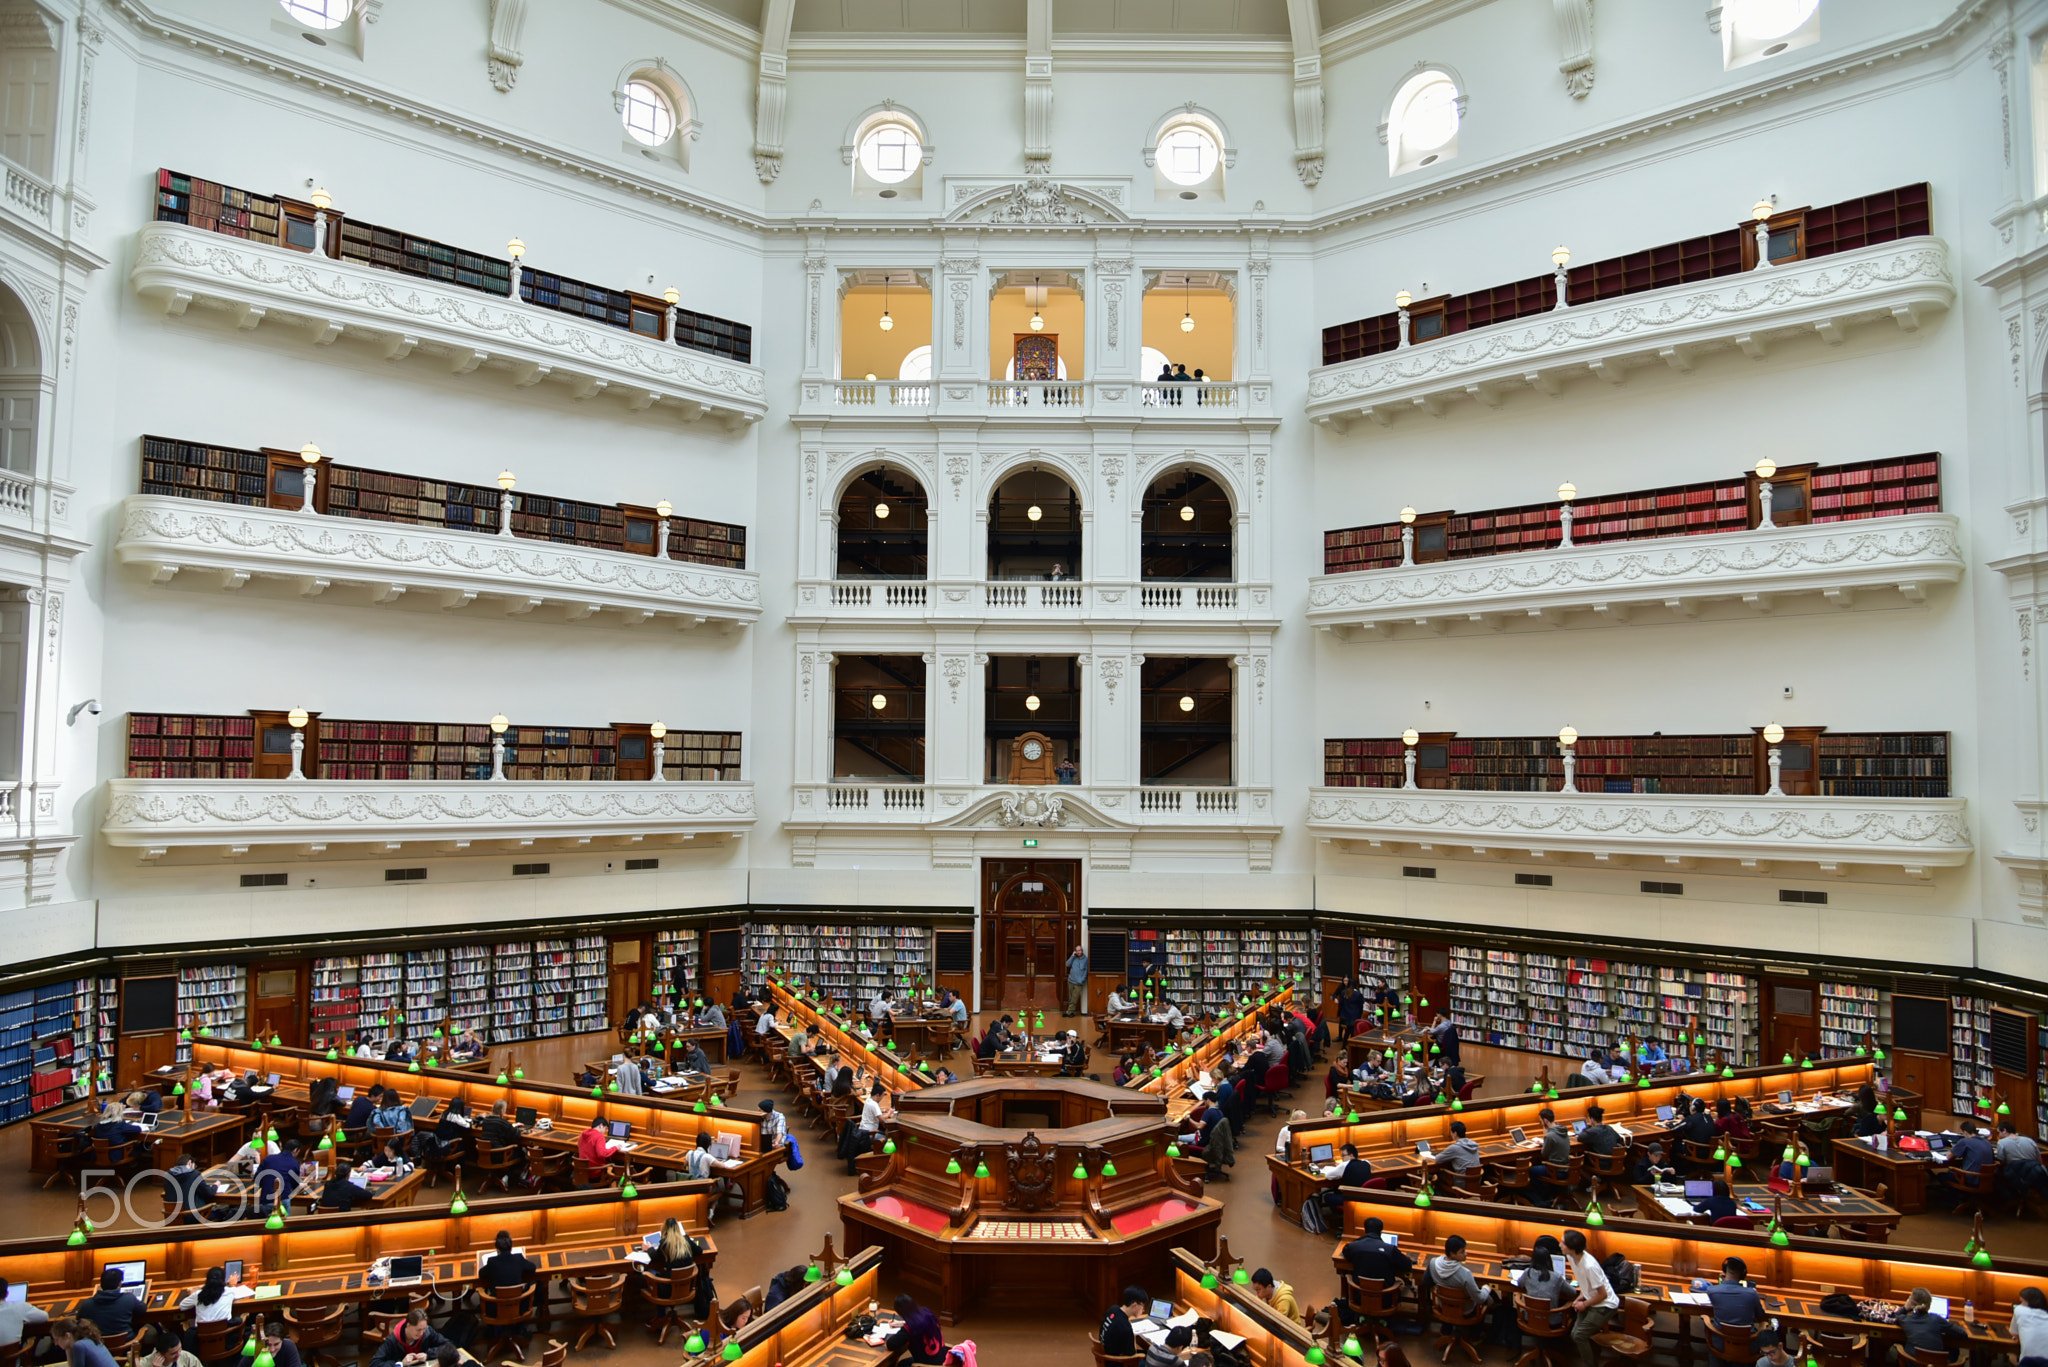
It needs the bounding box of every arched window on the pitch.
[1141,470,1233,582]
[1142,346,1172,382]
[838,469,929,580]
[1721,0,1820,68]
[845,105,932,200]
[279,0,351,29]
[614,62,699,169]
[620,80,676,147]
[1145,107,1232,202]
[898,346,932,382]
[1385,68,1463,176]
[988,469,1081,581]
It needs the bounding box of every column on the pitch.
[936,238,985,417]
[925,637,983,793]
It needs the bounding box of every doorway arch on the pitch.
[980,858,1080,1013]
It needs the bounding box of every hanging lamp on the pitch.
[879,277,893,331]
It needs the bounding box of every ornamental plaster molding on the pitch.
[130,224,767,423]
[1308,241,1953,428]
[1307,514,1963,633]
[115,496,761,627]
[1306,790,1971,871]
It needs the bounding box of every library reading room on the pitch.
[1,2,2047,1366]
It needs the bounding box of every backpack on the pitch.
[1299,1198,1328,1235]
[945,1342,977,1367]
[1601,1253,1640,1295]
[786,1137,805,1170]
[764,1174,790,1211]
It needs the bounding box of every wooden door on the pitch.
[248,960,308,1047]
[1992,1007,2038,1136]
[250,710,319,781]
[980,859,1080,1012]
[260,448,323,513]
[118,1031,176,1093]
[1888,992,1952,1114]
[609,936,649,1021]
[1752,726,1822,796]
[1409,943,1450,1022]
[704,926,742,1008]
[1320,932,1354,1022]
[1762,979,1818,1063]
[614,724,655,782]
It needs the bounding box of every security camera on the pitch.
[66,700,100,726]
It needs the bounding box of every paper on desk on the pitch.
[1168,1311,1200,1328]
[1669,1293,1709,1307]
[1136,1326,1171,1347]
[1210,1331,1248,1352]
[1658,1197,1697,1216]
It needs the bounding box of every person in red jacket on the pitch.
[577,1121,621,1186]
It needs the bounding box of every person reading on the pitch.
[369,1311,443,1367]
[1100,1289,1148,1358]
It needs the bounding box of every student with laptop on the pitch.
[0,1277,49,1353]
[179,1267,254,1325]
[1705,1256,1763,1348]
[1578,1105,1622,1158]
[478,1100,522,1151]
[87,1103,142,1148]
[1894,1289,1968,1364]
[1100,1289,1150,1358]
[480,1231,537,1291]
[577,1119,624,1185]
[76,1268,143,1340]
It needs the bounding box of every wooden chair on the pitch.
[526,1149,573,1193]
[358,1299,434,1366]
[566,1273,625,1351]
[1937,1160,2002,1218]
[716,1068,741,1100]
[43,1130,90,1189]
[1705,1320,1758,1367]
[1342,1276,1408,1345]
[513,1342,565,1367]
[1089,1333,1146,1367]
[283,1302,347,1367]
[1805,1329,1868,1367]
[98,1333,135,1363]
[477,1284,537,1362]
[190,1318,248,1367]
[1489,1156,1536,1206]
[1533,1153,1582,1208]
[1514,1292,1576,1367]
[473,1141,525,1192]
[1900,1349,1953,1367]
[1581,1149,1630,1203]
[420,1136,467,1189]
[1428,1283,1485,1363]
[636,1264,697,1345]
[1592,1296,1655,1367]
[92,1137,149,1184]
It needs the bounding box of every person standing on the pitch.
[1064,945,1088,1017]
[1561,1229,1615,1367]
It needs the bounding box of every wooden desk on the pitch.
[1628,1183,1901,1241]
[1122,985,1296,1125]
[886,1016,955,1058]
[989,1053,1066,1077]
[765,985,926,1094]
[1333,1187,2027,1358]
[209,1164,429,1216]
[30,1109,252,1176]
[1169,1247,1320,1366]
[720,1246,884,1367]
[1106,1018,1171,1054]
[1830,1138,1935,1214]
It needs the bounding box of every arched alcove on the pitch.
[837,468,929,579]
[987,466,1081,581]
[1141,468,1233,581]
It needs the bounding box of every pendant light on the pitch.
[1025,694,1041,712]
[1181,276,1194,333]
[1180,503,1195,522]
[1027,503,1043,521]
[1029,275,1044,332]
[880,276,893,331]
[874,500,889,519]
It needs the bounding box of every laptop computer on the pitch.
[267,1073,281,1087]
[1309,1143,1334,1165]
[409,1097,438,1119]
[137,1113,159,1131]
[106,1261,147,1293]
[385,1256,424,1287]
[1683,1180,1714,1199]
[1778,1090,1794,1105]
[1415,1140,1431,1156]
[4,1284,25,1304]
[515,1106,537,1128]
[1656,1105,1675,1123]
[1149,1300,1174,1323]
[1571,1120,1587,1135]
[1509,1127,1528,1145]
[610,1120,632,1139]
[336,1086,354,1102]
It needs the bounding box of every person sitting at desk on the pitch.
[1101,1289,1149,1359]
[1631,1142,1677,1184]
[624,1001,650,1032]
[2010,1286,2048,1367]
[144,1327,201,1367]
[88,1102,142,1147]
[695,1000,726,1032]
[1520,1238,1573,1328]
[870,989,895,1024]
[793,1023,822,1058]
[432,1098,473,1151]
[124,1088,162,1117]
[754,1005,778,1041]
[977,1019,1010,1060]
[1105,986,1131,1014]
[1157,999,1185,1033]
[1340,1217,1413,1320]
[1894,1288,1968,1365]
[1248,1268,1300,1323]
[1581,1053,1615,1087]
[576,1120,622,1185]
[1949,1118,1996,1174]
[385,1033,415,1066]
[369,1309,444,1367]
[1428,1235,1494,1319]
[342,1087,376,1132]
[1682,1098,1720,1147]
[1996,1121,2048,1204]
[1579,1105,1621,1157]
[51,1319,119,1367]
[945,990,969,1028]
[1531,1110,1573,1206]
[254,1139,302,1215]
[1443,1064,1470,1101]
[1705,1257,1763,1348]
[481,1230,538,1292]
[375,1137,413,1177]
[681,1039,713,1075]
[193,1064,236,1110]
[180,1267,252,1325]
[478,1099,522,1151]
[77,1269,143,1340]
[317,1159,370,1213]
[306,1078,338,1120]
[1061,1031,1088,1075]
[1640,1037,1669,1071]
[1113,1053,1136,1087]
[165,1154,225,1224]
[884,1295,947,1366]
[1439,1121,1483,1175]
[614,1053,645,1096]
[371,1088,414,1141]
[1142,1325,1192,1367]
[452,1027,485,1060]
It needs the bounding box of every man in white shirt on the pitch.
[1561,1229,1615,1367]
[870,991,892,1023]
[1581,1056,1613,1086]
[755,1008,777,1037]
[1161,1000,1184,1032]
[614,1055,644,1096]
[1276,1109,1309,1155]
[1106,987,1130,1014]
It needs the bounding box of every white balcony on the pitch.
[1306,787,1971,876]
[130,223,767,426]
[114,495,761,631]
[798,378,1272,424]
[790,578,1277,627]
[1306,239,1955,430]
[102,778,756,859]
[1307,514,1963,638]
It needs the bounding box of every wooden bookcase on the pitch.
[1320,182,1931,367]
[674,307,753,365]
[153,170,281,244]
[518,267,663,335]
[335,217,513,296]
[139,435,270,505]
[125,714,256,779]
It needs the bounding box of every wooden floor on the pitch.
[9,1020,2039,1365]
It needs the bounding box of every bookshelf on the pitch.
[1482,951,1525,1049]
[654,928,700,1002]
[1127,930,1167,988]
[1321,183,1930,365]
[1355,937,1404,991]
[310,956,361,1037]
[1951,994,1993,1116]
[673,307,754,365]
[154,170,281,245]
[491,943,535,1043]
[176,966,247,1061]
[519,268,661,334]
[125,714,255,780]
[1565,959,1611,1057]
[1447,947,1486,1041]
[534,939,575,1036]
[1161,929,1203,1005]
[743,922,859,1006]
[1819,982,1886,1055]
[399,949,447,1025]
[854,926,932,997]
[1523,953,1567,1055]
[662,732,745,782]
[336,217,512,297]
[448,945,491,1035]
[1816,733,1948,799]
[359,954,403,1030]
[1274,928,1314,984]
[0,978,104,1125]
[571,935,608,1034]
[140,435,270,506]
[1610,961,1659,1047]
[1323,455,1941,575]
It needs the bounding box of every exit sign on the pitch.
[1022,838,1038,847]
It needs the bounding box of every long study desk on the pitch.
[721,1246,885,1367]
[764,983,927,1094]
[1333,1187,2028,1357]
[2,1182,715,1328]
[1628,1182,1901,1242]
[1168,1246,1320,1367]
[184,1040,786,1216]
[1830,1136,1941,1214]
[1123,984,1297,1125]
[30,1108,252,1176]
[1270,1060,1875,1223]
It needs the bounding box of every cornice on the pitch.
[1318,0,1498,63]
[597,0,765,62]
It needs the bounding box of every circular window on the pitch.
[1158,124,1220,186]
[859,123,922,184]
[1731,0,1817,40]
[279,0,352,29]
[1402,78,1460,153]
[621,79,677,148]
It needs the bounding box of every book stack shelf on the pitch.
[0,979,98,1124]
[1275,928,1314,984]
[176,966,246,1061]
[359,954,402,1030]
[1808,456,1940,523]
[94,978,117,1089]
[1698,974,1757,1066]
[663,732,746,781]
[402,949,447,1025]
[1950,995,1993,1116]
[854,926,932,998]
[1447,947,1486,1040]
[1356,937,1404,992]
[1609,962,1659,1045]
[1322,739,1407,787]
[324,466,507,534]
[571,935,608,1034]
[674,307,754,365]
[518,267,662,335]
[0,989,35,1123]
[654,928,700,1002]
[310,957,362,1037]
[1817,734,1949,799]
[448,945,491,1034]
[504,727,618,782]
[154,170,281,243]
[1126,930,1167,988]
[742,922,858,1005]
[533,939,575,1036]
[125,714,255,779]
[1523,954,1567,1054]
[1565,959,1611,1057]
[2037,1022,2047,1143]
[1161,929,1203,1003]
[1818,982,1886,1054]
[1483,951,1525,1049]
[336,217,512,296]
[140,435,267,505]
[316,721,493,781]
[491,943,534,1043]
[1238,929,1277,990]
